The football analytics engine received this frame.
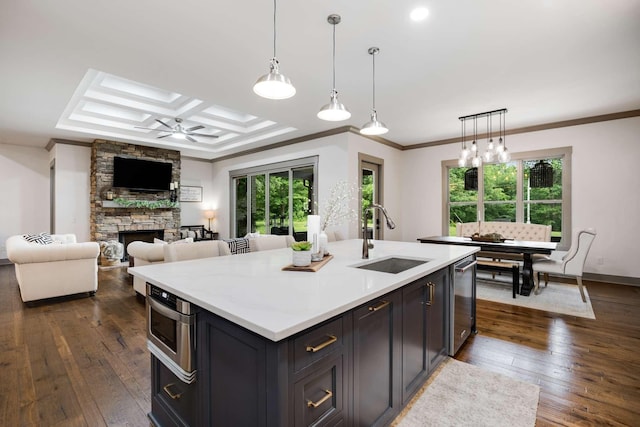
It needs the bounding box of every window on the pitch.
[231,157,318,240]
[444,147,571,248]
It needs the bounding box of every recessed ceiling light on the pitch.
[410,7,429,22]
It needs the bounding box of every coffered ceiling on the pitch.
[1,0,639,160]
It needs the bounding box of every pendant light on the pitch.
[318,14,350,121]
[471,117,482,168]
[458,118,469,167]
[458,108,508,165]
[253,0,296,100]
[483,114,496,162]
[360,47,388,135]
[498,110,511,162]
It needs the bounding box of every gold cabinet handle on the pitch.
[163,383,182,400]
[306,334,337,353]
[368,300,390,312]
[307,389,333,408]
[425,282,435,306]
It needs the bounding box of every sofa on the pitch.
[127,235,295,296]
[179,225,216,241]
[127,239,232,295]
[6,233,100,303]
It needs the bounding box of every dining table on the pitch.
[417,235,557,296]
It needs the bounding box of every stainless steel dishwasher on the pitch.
[450,255,477,355]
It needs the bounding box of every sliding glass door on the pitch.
[231,157,317,240]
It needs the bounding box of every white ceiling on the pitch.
[1,0,639,160]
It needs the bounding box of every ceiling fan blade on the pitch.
[156,119,174,130]
[157,133,173,139]
[186,125,204,132]
[186,135,197,143]
[190,133,219,138]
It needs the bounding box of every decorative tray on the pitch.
[469,235,507,243]
[282,255,333,272]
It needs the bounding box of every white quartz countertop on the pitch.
[129,239,478,341]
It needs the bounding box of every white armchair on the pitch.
[532,229,597,302]
[6,234,100,303]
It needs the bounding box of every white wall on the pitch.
[0,144,50,258]
[401,116,640,279]
[179,157,215,227]
[50,143,91,241]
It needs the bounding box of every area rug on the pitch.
[476,274,596,319]
[393,358,539,427]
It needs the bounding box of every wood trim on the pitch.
[404,109,640,150]
[46,138,92,151]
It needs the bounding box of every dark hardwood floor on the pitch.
[0,265,149,426]
[0,265,638,426]
[457,280,640,427]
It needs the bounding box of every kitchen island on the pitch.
[130,239,478,427]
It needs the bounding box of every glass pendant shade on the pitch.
[360,110,388,135]
[499,147,511,162]
[317,89,351,121]
[483,139,495,162]
[253,58,296,99]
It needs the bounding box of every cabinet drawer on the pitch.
[294,316,343,372]
[294,355,344,426]
[151,356,196,427]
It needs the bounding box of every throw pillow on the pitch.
[23,232,54,245]
[224,238,251,255]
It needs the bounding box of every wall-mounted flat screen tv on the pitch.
[113,156,172,191]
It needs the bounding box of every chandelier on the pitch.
[458,108,509,167]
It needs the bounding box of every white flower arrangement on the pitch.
[320,181,359,231]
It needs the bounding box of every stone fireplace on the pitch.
[90,140,181,246]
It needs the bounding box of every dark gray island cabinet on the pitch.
[164,268,449,427]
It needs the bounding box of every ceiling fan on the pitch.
[135,118,219,143]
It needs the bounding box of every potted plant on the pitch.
[291,241,313,267]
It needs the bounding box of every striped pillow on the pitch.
[224,238,251,255]
[23,232,54,245]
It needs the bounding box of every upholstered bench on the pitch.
[456,221,552,261]
[477,260,520,298]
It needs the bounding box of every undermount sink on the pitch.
[354,257,430,274]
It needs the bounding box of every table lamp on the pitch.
[205,210,215,231]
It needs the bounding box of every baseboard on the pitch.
[583,272,639,287]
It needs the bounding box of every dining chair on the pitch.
[532,228,596,302]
